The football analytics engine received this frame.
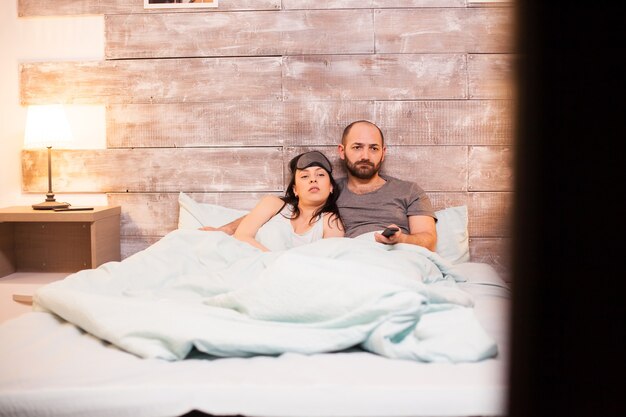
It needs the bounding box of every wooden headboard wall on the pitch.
[19,0,515,280]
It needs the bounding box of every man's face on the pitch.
[338,123,386,180]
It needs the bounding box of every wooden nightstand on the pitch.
[0,206,121,276]
[0,206,121,323]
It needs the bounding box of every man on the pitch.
[336,120,437,251]
[205,120,437,251]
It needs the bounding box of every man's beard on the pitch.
[343,158,382,180]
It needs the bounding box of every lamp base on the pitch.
[32,201,70,210]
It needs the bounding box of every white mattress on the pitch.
[0,264,510,417]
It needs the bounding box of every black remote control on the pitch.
[381,227,399,238]
[53,207,94,211]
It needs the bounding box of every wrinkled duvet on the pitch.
[34,229,497,362]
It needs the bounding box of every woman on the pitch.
[234,151,344,251]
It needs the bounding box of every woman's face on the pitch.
[293,166,333,206]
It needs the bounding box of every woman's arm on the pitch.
[322,213,345,238]
[233,195,285,251]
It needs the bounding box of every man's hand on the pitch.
[374,216,437,251]
[199,225,223,232]
[198,216,244,236]
[374,224,401,244]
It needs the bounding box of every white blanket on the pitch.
[33,229,497,362]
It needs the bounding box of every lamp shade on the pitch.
[23,105,73,149]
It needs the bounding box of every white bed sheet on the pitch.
[0,262,510,417]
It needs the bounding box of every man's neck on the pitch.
[346,174,386,195]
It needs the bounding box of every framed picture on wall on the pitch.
[144,0,218,9]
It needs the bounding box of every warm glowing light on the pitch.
[23,104,73,149]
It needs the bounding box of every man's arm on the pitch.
[402,214,437,251]
[374,215,437,251]
[199,216,245,235]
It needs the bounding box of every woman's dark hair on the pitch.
[280,152,343,229]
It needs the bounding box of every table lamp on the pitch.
[23,104,73,210]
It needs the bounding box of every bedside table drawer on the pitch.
[14,222,94,272]
[0,206,121,277]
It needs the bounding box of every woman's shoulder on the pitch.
[250,195,286,216]
[257,194,284,207]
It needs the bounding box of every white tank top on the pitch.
[255,204,325,251]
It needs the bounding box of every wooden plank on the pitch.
[110,100,513,148]
[281,100,513,146]
[468,192,512,237]
[468,54,515,99]
[469,146,514,191]
[20,148,512,197]
[283,54,467,101]
[469,238,511,282]
[110,193,179,237]
[284,145,468,192]
[20,57,282,105]
[105,10,374,59]
[18,0,111,16]
[427,192,469,212]
[121,236,161,260]
[282,0,465,9]
[107,102,286,148]
[18,0,501,16]
[285,101,513,146]
[18,0,281,16]
[283,102,376,146]
[374,145,469,192]
[22,148,284,193]
[107,101,378,148]
[375,100,513,145]
[108,192,272,237]
[375,8,514,53]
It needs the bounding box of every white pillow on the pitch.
[434,205,470,264]
[177,192,248,229]
[177,192,470,263]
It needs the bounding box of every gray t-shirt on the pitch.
[336,175,437,238]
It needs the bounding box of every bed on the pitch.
[0,193,511,417]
